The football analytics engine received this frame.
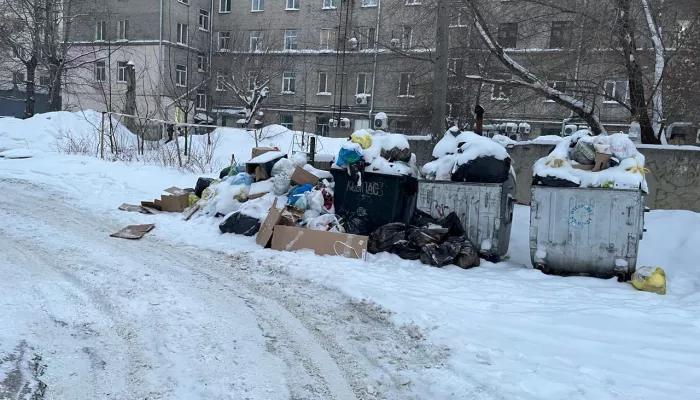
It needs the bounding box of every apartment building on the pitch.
[60,0,699,141]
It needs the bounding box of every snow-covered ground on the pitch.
[1,112,699,399]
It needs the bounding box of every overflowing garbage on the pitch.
[532,131,648,191]
[336,129,420,180]
[422,127,512,183]
[368,210,480,269]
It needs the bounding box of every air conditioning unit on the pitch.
[374,112,388,130]
[390,38,400,48]
[518,122,531,135]
[563,124,578,136]
[340,118,351,129]
[505,122,518,133]
[356,94,370,105]
[329,119,339,128]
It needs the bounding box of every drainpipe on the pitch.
[368,0,382,122]
[159,0,164,119]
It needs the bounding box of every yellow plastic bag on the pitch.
[188,194,199,207]
[351,130,373,150]
[631,266,666,295]
[545,155,567,168]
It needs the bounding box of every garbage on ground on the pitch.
[219,211,261,236]
[246,151,287,181]
[110,224,155,240]
[119,203,154,214]
[291,166,320,186]
[422,129,511,183]
[368,211,480,269]
[631,266,666,295]
[195,177,215,197]
[532,131,648,191]
[141,187,190,212]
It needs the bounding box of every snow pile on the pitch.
[533,132,649,191]
[335,129,418,176]
[423,128,511,181]
[491,134,517,147]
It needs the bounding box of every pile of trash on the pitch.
[368,210,480,269]
[188,149,337,236]
[532,131,648,191]
[422,127,512,183]
[335,129,420,178]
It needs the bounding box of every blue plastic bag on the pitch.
[337,147,363,167]
[287,184,315,206]
[229,172,254,186]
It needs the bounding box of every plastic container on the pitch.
[330,168,418,234]
[529,186,646,280]
[416,174,516,260]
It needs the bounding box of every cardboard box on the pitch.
[246,151,286,181]
[592,153,612,172]
[290,166,320,186]
[159,187,190,212]
[252,147,278,159]
[271,225,368,260]
[256,199,301,247]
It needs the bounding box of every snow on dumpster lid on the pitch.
[248,151,285,164]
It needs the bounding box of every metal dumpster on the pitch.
[529,186,645,280]
[416,174,516,260]
[330,168,419,234]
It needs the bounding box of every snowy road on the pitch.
[0,178,450,400]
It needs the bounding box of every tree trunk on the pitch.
[615,0,661,144]
[24,56,38,119]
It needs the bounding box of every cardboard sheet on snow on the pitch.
[110,224,155,240]
[256,199,301,247]
[271,225,368,260]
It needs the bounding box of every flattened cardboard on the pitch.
[110,224,156,240]
[254,165,269,181]
[271,225,368,260]
[119,203,154,214]
[256,199,300,248]
[252,147,278,159]
[290,166,319,186]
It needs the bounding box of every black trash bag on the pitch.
[368,222,408,254]
[436,212,465,238]
[408,226,449,247]
[419,241,462,267]
[219,212,261,236]
[380,147,412,162]
[347,162,366,187]
[219,166,233,179]
[451,156,511,184]
[532,175,579,188]
[410,209,437,227]
[445,236,480,269]
[343,207,371,235]
[195,177,215,198]
[392,240,421,260]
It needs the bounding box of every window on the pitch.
[395,120,412,134]
[549,21,572,49]
[250,30,263,52]
[401,26,413,50]
[252,0,264,12]
[286,0,300,10]
[220,0,231,12]
[176,64,187,87]
[218,31,231,51]
[280,115,294,129]
[316,117,330,136]
[12,72,24,85]
[497,23,518,48]
[546,80,567,101]
[197,53,206,71]
[39,76,51,86]
[318,72,328,93]
[604,80,628,103]
[284,29,298,50]
[449,9,467,27]
[491,73,512,100]
[323,0,337,9]
[398,73,413,96]
[95,20,107,41]
[117,61,128,83]
[176,23,188,45]
[118,20,129,40]
[282,71,296,93]
[199,9,210,31]
[356,73,369,94]
[196,90,207,109]
[320,29,335,50]
[362,0,378,7]
[448,58,464,77]
[406,0,420,4]
[358,27,376,50]
[248,70,258,91]
[94,61,106,82]
[216,71,227,90]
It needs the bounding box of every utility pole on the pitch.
[432,0,449,138]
